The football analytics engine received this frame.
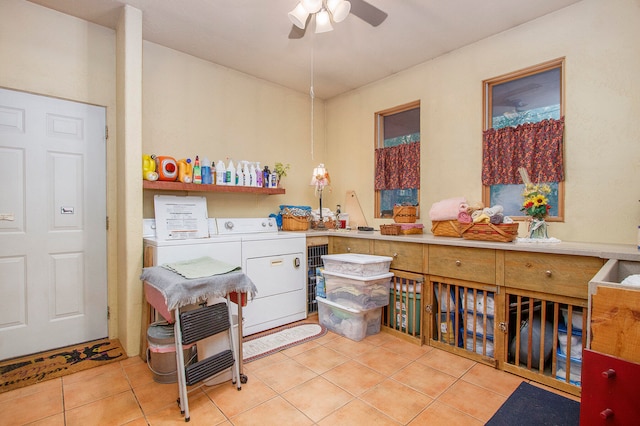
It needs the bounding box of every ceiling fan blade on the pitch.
[350,0,388,27]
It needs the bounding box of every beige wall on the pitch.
[324,0,640,244]
[141,42,327,218]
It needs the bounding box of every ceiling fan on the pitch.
[288,0,388,39]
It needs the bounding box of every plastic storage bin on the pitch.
[323,270,393,310]
[388,284,421,334]
[556,350,582,386]
[464,312,494,337]
[321,253,392,277]
[561,307,583,331]
[558,325,582,360]
[461,289,495,316]
[317,297,382,341]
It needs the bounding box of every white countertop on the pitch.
[299,229,640,262]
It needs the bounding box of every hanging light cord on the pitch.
[310,35,315,161]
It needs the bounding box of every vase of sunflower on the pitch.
[521,183,552,239]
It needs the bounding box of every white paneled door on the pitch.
[0,88,107,360]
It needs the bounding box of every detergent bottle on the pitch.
[142,154,158,181]
[242,161,250,186]
[255,162,263,187]
[216,160,226,185]
[236,161,243,186]
[226,159,235,186]
[155,156,178,181]
[192,156,202,184]
[201,157,212,184]
[177,158,192,183]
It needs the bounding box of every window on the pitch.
[482,58,565,221]
[374,101,420,218]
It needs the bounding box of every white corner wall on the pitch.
[325,0,640,244]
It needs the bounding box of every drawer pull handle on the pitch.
[347,247,351,252]
[455,260,461,267]
[600,408,614,419]
[545,270,552,277]
[393,253,398,258]
[602,369,616,379]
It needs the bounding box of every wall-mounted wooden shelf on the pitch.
[143,180,285,195]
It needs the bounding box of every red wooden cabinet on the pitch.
[580,349,640,425]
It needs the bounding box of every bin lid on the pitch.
[321,253,393,264]
[147,321,175,345]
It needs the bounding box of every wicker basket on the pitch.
[431,220,473,238]
[399,224,424,235]
[461,222,519,243]
[310,219,336,230]
[393,205,417,223]
[380,224,401,235]
[282,215,309,231]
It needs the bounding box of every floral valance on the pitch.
[482,117,564,185]
[374,141,420,190]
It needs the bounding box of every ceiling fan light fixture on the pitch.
[327,0,351,23]
[315,9,333,33]
[301,0,322,14]
[288,3,310,29]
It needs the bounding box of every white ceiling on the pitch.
[27,0,581,99]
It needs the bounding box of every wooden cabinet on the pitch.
[429,246,496,285]
[373,240,425,273]
[330,236,372,254]
[504,252,603,299]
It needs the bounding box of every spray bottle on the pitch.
[216,160,226,185]
[255,162,263,187]
[226,158,235,186]
[201,157,212,184]
[263,165,271,188]
[236,161,243,186]
[177,158,192,183]
[242,161,250,186]
[192,156,202,184]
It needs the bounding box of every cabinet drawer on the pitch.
[373,241,425,273]
[330,237,371,254]
[504,252,602,299]
[429,245,496,284]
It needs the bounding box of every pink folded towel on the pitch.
[458,211,472,223]
[429,197,467,221]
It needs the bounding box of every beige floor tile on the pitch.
[293,345,349,374]
[409,401,484,426]
[380,337,432,360]
[241,351,288,373]
[461,363,524,397]
[0,377,62,403]
[65,390,144,426]
[355,346,412,376]
[437,380,507,423]
[230,396,314,426]
[323,335,377,358]
[62,362,132,409]
[145,390,227,425]
[362,330,400,347]
[360,378,433,424]
[317,399,399,426]
[322,359,386,396]
[282,376,354,422]
[416,348,476,378]
[132,379,183,416]
[280,339,321,357]
[123,357,156,388]
[0,383,63,425]
[205,374,277,418]
[250,357,317,393]
[27,412,66,426]
[392,362,457,398]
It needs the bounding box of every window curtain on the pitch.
[482,117,564,185]
[374,141,420,190]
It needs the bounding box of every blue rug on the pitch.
[486,382,580,426]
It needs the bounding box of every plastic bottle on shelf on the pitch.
[236,161,243,186]
[192,156,202,184]
[216,160,226,185]
[210,161,216,185]
[243,161,250,186]
[201,157,212,184]
[226,159,235,186]
[255,162,263,187]
[263,165,271,188]
[177,158,192,183]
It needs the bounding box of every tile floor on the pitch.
[0,321,580,425]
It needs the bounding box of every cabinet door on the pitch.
[374,240,425,273]
[330,237,372,254]
[504,252,603,299]
[429,245,496,284]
